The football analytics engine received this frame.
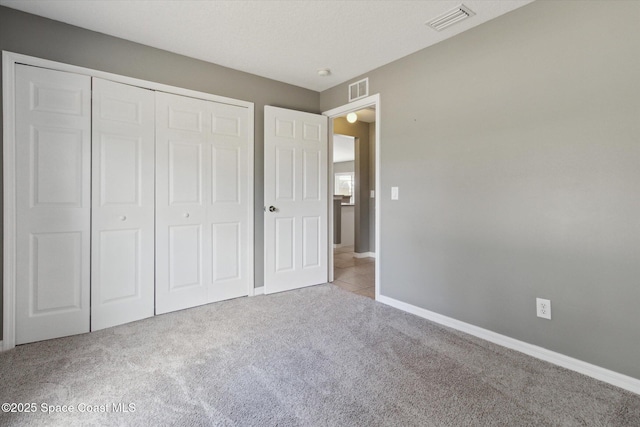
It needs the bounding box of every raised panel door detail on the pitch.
[264,106,327,295]
[169,141,202,205]
[100,134,140,206]
[302,149,321,201]
[16,64,91,345]
[156,91,250,313]
[276,147,295,201]
[303,122,321,142]
[275,218,295,272]
[32,126,83,207]
[31,232,82,314]
[212,114,240,136]
[91,77,155,332]
[31,82,83,116]
[99,229,140,304]
[275,118,295,139]
[168,107,202,132]
[212,147,240,203]
[302,217,321,268]
[169,225,202,290]
[99,96,141,124]
[212,223,240,282]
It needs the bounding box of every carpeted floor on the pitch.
[1,284,638,426]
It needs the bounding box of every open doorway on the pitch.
[333,134,355,247]
[324,96,379,300]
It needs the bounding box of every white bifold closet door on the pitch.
[90,78,155,330]
[155,92,251,314]
[15,65,91,344]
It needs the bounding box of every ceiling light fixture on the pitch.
[317,68,331,77]
[346,112,358,123]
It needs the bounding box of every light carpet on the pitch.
[1,284,638,426]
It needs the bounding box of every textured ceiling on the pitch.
[0,0,534,91]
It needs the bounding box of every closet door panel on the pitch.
[209,102,251,301]
[169,224,202,289]
[99,134,140,205]
[91,78,155,331]
[98,229,140,302]
[169,141,203,204]
[156,93,251,313]
[156,92,210,314]
[15,64,91,344]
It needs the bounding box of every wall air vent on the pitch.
[426,4,475,31]
[348,78,369,102]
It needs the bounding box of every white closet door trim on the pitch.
[3,51,253,109]
[2,51,255,350]
[3,52,18,350]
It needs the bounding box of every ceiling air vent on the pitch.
[427,4,475,31]
[348,78,368,102]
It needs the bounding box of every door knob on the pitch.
[184,212,190,218]
[269,206,277,212]
[120,215,127,221]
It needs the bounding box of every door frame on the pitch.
[323,94,380,300]
[2,51,255,350]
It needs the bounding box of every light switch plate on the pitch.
[391,187,399,200]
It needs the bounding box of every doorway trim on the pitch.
[2,51,255,350]
[323,94,380,300]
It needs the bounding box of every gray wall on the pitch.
[321,0,640,380]
[0,6,320,339]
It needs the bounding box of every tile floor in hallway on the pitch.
[333,245,375,299]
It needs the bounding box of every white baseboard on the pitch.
[250,286,264,296]
[378,294,640,395]
[354,252,376,259]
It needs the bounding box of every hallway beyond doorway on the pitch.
[332,246,375,299]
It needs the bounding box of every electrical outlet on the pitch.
[536,298,551,320]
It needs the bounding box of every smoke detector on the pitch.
[426,4,475,31]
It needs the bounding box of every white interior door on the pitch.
[264,106,328,294]
[155,92,251,314]
[15,64,91,344]
[91,78,155,330]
